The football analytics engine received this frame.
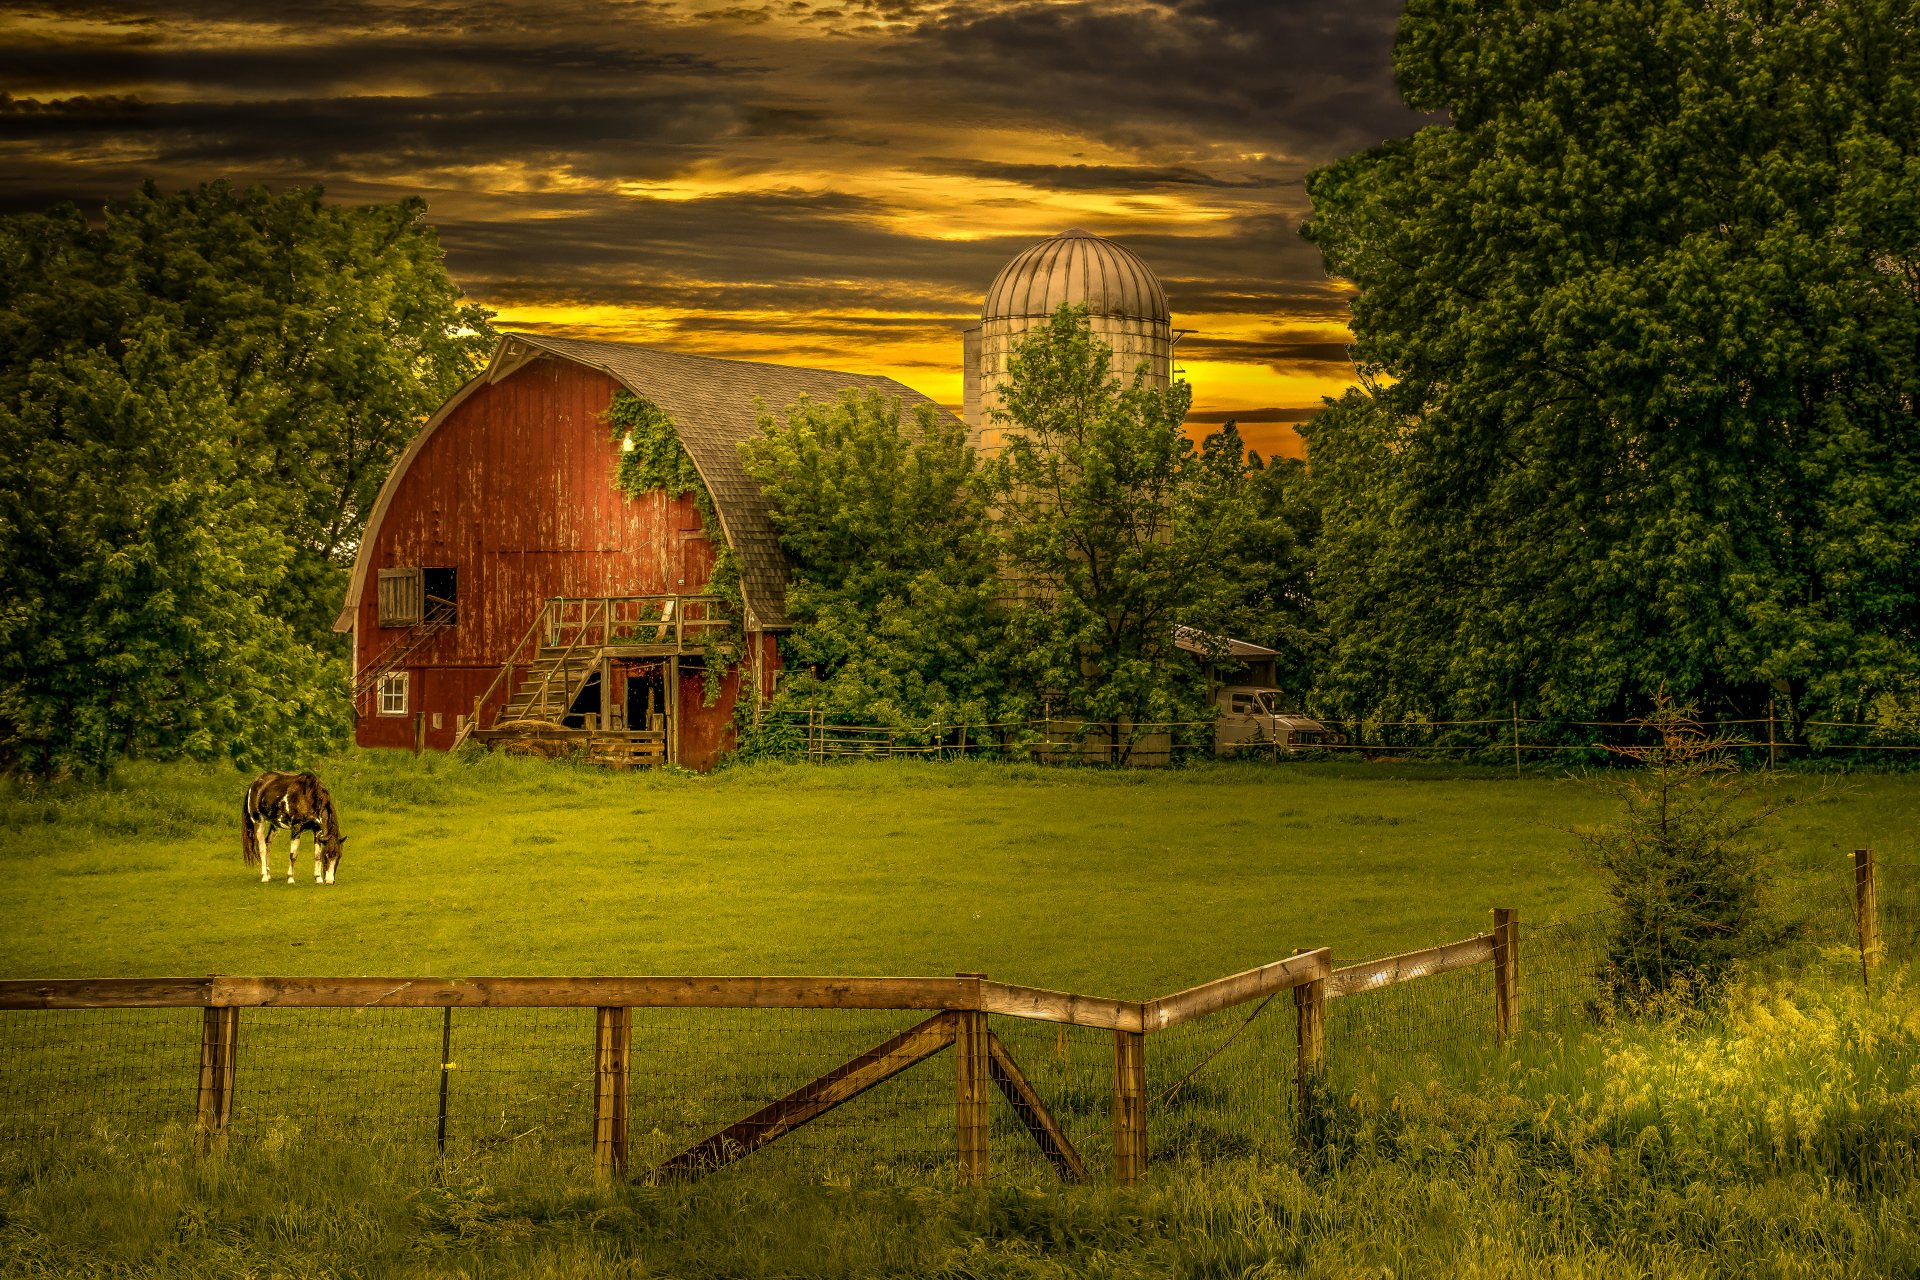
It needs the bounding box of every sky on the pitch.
[0,0,1432,460]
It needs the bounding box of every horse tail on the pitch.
[241,783,258,867]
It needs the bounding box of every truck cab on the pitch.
[1213,685,1329,755]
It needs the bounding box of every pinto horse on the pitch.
[242,771,346,885]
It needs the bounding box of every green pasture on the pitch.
[2,756,1919,1277]
[1,753,1910,990]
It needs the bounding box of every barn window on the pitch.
[378,568,424,627]
[377,672,409,716]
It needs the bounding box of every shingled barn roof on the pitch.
[510,333,957,629]
[336,333,952,634]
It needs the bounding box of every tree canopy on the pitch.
[1301,0,1920,731]
[739,307,1312,755]
[740,388,1011,730]
[0,182,493,776]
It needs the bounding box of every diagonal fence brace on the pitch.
[986,1032,1087,1182]
[657,1009,957,1177]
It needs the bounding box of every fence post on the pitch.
[1492,908,1519,1040]
[594,1006,631,1179]
[195,1004,238,1156]
[955,973,989,1185]
[1856,848,1880,972]
[1113,1027,1147,1185]
[1294,969,1325,1146]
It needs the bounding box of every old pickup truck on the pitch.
[1212,685,1330,755]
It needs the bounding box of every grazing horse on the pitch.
[242,771,346,885]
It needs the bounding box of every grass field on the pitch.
[1,752,1911,990]
[2,754,1917,1278]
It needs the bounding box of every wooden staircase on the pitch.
[352,596,455,710]
[453,595,732,767]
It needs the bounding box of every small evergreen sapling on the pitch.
[1578,694,1782,999]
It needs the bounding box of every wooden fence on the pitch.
[0,913,1523,1185]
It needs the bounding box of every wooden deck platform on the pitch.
[468,723,667,770]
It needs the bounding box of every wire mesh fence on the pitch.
[1880,855,1920,969]
[0,1007,203,1152]
[6,857,1908,1186]
[1145,989,1299,1162]
[758,706,1920,767]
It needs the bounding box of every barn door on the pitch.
[377,568,424,627]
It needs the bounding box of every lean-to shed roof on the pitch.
[336,333,954,633]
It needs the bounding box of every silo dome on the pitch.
[963,229,1176,455]
[982,229,1170,325]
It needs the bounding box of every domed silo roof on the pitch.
[982,229,1170,324]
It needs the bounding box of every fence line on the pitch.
[7,857,1907,1185]
[766,708,1920,765]
[1,928,1538,1185]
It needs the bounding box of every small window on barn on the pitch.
[378,568,424,627]
[377,672,409,716]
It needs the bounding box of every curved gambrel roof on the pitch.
[337,332,955,633]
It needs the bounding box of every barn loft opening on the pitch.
[423,566,458,625]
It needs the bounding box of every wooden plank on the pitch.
[1113,1029,1147,1185]
[1492,908,1518,1040]
[1145,949,1331,1030]
[954,976,989,1184]
[594,1007,631,1178]
[658,1011,956,1176]
[667,653,680,766]
[978,981,1146,1032]
[194,1005,238,1155]
[986,1032,1087,1182]
[1325,934,1495,999]
[0,978,215,1009]
[191,975,972,1010]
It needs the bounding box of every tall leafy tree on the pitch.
[1302,0,1920,731]
[990,306,1244,753]
[0,327,344,777]
[0,181,494,644]
[0,182,492,775]
[740,389,1010,729]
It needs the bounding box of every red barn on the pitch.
[334,332,946,768]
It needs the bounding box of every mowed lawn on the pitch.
[0,753,1910,998]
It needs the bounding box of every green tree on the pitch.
[0,182,491,775]
[1578,694,1782,998]
[740,389,1011,734]
[1301,0,1920,731]
[1183,422,1321,694]
[0,181,494,645]
[990,306,1247,756]
[0,326,346,777]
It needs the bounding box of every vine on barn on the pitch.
[605,390,743,702]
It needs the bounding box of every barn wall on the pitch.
[353,356,743,764]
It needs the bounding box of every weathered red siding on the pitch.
[352,357,770,765]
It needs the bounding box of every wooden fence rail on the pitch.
[0,911,1525,1185]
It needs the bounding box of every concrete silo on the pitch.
[962,229,1174,456]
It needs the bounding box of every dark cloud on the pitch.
[0,0,1425,411]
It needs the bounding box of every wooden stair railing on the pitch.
[352,596,455,706]
[453,595,734,750]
